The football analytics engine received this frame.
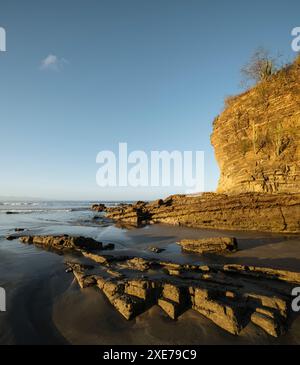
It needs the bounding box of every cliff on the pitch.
[101,57,300,233]
[211,57,300,194]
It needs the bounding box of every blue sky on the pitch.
[0,0,299,200]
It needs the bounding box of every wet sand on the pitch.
[1,220,300,345]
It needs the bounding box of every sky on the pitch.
[0,0,299,201]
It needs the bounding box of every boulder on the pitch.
[91,203,106,212]
[103,243,115,250]
[6,235,18,241]
[178,237,237,254]
[148,246,165,253]
[19,235,103,251]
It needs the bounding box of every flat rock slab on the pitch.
[178,237,237,254]
[19,235,103,252]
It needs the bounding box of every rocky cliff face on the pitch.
[211,57,300,194]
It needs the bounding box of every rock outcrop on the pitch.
[91,203,106,212]
[105,193,300,233]
[211,57,300,194]
[18,233,300,337]
[64,253,300,337]
[6,235,18,241]
[19,235,104,252]
[178,237,237,254]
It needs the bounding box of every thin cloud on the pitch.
[40,54,68,71]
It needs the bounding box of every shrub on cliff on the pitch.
[240,47,279,87]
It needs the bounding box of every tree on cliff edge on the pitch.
[241,47,279,87]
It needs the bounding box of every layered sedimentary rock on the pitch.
[19,235,106,252]
[18,234,300,337]
[178,237,237,254]
[105,193,300,233]
[64,254,300,337]
[211,57,300,194]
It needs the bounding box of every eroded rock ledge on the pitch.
[66,256,299,338]
[18,234,300,338]
[104,193,300,233]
